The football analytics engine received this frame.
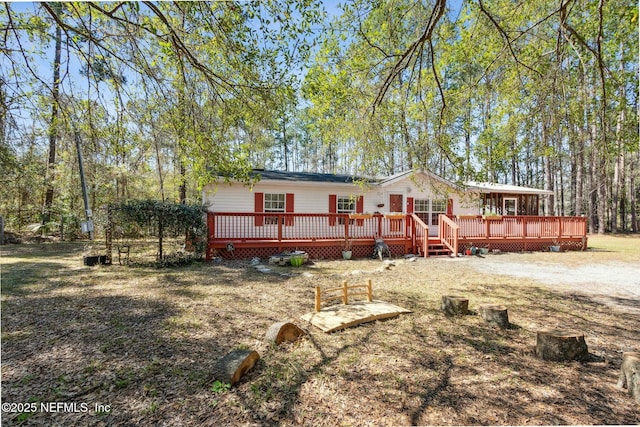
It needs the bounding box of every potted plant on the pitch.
[549,239,561,252]
[290,254,304,267]
[470,244,477,255]
[342,237,353,260]
[464,243,477,256]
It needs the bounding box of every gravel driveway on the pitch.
[465,255,640,312]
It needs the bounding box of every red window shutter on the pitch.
[254,192,264,226]
[329,194,337,226]
[355,196,364,226]
[285,193,294,226]
[447,198,453,216]
[407,197,414,214]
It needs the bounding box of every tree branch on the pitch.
[429,38,446,124]
[477,0,542,78]
[372,0,446,112]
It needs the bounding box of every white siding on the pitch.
[203,181,367,213]
[202,173,480,215]
[378,174,479,215]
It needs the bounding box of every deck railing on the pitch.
[207,212,588,258]
[450,215,587,240]
[208,212,409,242]
[439,215,460,255]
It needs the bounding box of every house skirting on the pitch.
[207,238,412,260]
[456,237,587,253]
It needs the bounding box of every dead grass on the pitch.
[1,236,639,426]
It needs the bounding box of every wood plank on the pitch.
[301,300,411,333]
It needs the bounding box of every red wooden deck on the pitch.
[206,213,587,260]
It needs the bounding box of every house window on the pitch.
[337,196,355,225]
[414,199,429,224]
[431,199,447,226]
[264,193,285,224]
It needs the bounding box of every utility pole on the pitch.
[75,131,94,240]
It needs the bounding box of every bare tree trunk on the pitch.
[588,127,597,234]
[43,16,62,224]
[281,115,289,172]
[631,149,639,232]
[464,104,472,179]
[613,50,627,232]
[595,0,608,234]
[558,155,565,216]
[612,147,621,232]
[595,139,607,234]
[511,136,517,185]
[179,161,187,204]
[544,155,555,216]
[152,127,165,202]
[575,134,584,217]
[588,153,597,233]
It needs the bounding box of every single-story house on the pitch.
[202,169,586,259]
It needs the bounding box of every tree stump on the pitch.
[265,322,306,345]
[214,349,260,386]
[535,329,589,361]
[616,351,640,404]
[441,296,469,316]
[479,304,509,328]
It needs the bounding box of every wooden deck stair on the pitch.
[427,239,452,257]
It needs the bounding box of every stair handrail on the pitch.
[410,213,429,257]
[439,214,459,256]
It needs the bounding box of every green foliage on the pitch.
[210,380,231,394]
[0,0,638,233]
[108,200,207,261]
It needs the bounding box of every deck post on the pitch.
[315,286,322,312]
[485,217,490,239]
[410,216,416,254]
[453,227,459,256]
[558,217,563,240]
[424,225,429,258]
[377,215,383,237]
[342,281,349,305]
[367,279,373,302]
[206,213,215,261]
[522,217,527,251]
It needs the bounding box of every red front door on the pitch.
[389,194,403,212]
[389,194,403,233]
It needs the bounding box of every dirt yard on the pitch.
[1,235,638,426]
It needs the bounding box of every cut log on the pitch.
[441,296,469,316]
[535,329,589,361]
[479,304,510,328]
[265,322,306,345]
[214,349,260,386]
[616,351,640,404]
